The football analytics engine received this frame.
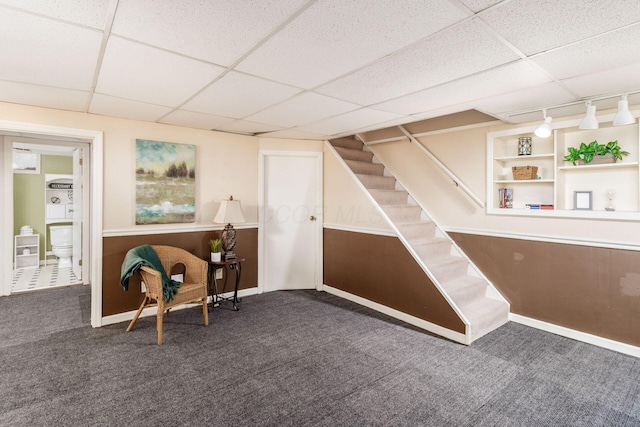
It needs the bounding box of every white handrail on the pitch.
[397,125,485,209]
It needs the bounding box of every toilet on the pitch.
[50,225,73,269]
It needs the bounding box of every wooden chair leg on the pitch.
[126,297,147,332]
[157,310,163,345]
[202,299,209,326]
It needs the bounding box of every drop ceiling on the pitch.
[1,0,640,140]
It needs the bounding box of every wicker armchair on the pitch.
[126,245,209,345]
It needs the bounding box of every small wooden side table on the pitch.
[207,257,245,311]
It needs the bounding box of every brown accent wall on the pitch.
[450,232,640,347]
[323,228,465,334]
[103,228,258,316]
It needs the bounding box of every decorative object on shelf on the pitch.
[574,191,593,210]
[605,189,616,211]
[614,95,635,126]
[534,109,553,138]
[213,196,246,260]
[23,248,31,255]
[517,137,532,155]
[209,238,222,262]
[512,166,538,180]
[563,140,629,165]
[499,188,513,208]
[579,101,599,130]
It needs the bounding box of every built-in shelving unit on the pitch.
[14,234,39,270]
[487,113,640,219]
[44,174,73,264]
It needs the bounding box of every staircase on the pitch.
[329,136,509,344]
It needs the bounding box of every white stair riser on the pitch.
[335,147,374,162]
[369,190,408,205]
[346,160,385,176]
[357,174,396,190]
[427,259,469,282]
[382,206,422,222]
[397,222,436,239]
[413,240,451,259]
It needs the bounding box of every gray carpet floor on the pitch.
[1,285,639,426]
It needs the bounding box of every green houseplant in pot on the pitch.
[564,140,629,166]
[209,238,222,262]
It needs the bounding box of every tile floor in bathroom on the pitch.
[12,264,81,293]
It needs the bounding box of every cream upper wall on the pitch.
[370,112,640,246]
[0,102,258,231]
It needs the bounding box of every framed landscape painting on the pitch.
[135,139,196,224]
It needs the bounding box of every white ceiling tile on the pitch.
[89,94,172,122]
[237,0,469,88]
[96,37,224,107]
[300,109,405,136]
[111,0,306,66]
[0,8,102,90]
[217,120,284,135]
[0,1,110,29]
[532,24,640,80]
[317,19,519,106]
[409,103,481,121]
[0,80,89,111]
[246,93,359,128]
[374,60,550,115]
[481,0,640,55]
[258,128,329,140]
[183,72,302,119]
[474,82,576,115]
[457,0,503,13]
[561,62,640,99]
[159,110,235,130]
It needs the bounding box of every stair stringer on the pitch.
[325,140,473,344]
[327,138,510,344]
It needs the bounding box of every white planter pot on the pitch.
[211,252,221,262]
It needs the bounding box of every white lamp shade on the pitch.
[579,105,599,129]
[534,116,552,138]
[213,198,245,224]
[614,98,635,126]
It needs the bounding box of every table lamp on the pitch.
[213,196,245,260]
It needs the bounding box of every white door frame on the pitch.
[258,150,323,293]
[1,120,103,327]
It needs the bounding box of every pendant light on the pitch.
[534,109,552,138]
[613,95,635,126]
[579,101,599,129]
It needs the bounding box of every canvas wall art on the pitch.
[135,139,196,224]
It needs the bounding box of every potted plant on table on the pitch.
[209,238,222,262]
[564,140,629,165]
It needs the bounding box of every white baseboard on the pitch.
[100,287,260,327]
[322,284,468,345]
[510,313,640,358]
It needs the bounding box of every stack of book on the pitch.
[499,188,513,208]
[525,204,554,210]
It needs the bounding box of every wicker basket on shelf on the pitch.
[512,166,538,180]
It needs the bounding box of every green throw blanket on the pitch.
[120,245,180,302]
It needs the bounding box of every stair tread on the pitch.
[331,137,364,150]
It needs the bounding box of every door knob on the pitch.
[309,216,316,221]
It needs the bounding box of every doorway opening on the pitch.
[1,121,103,327]
[10,139,88,293]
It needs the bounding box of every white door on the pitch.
[72,148,82,281]
[259,151,322,292]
